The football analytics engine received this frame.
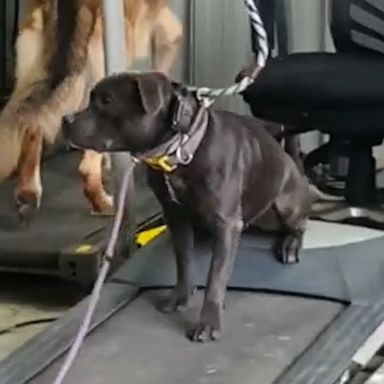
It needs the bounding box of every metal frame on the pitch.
[101,0,137,263]
[0,0,6,93]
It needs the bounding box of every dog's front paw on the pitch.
[187,301,222,343]
[89,194,115,217]
[158,286,196,313]
[14,189,41,226]
[187,323,222,343]
[276,234,301,264]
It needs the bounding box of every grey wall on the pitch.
[192,0,253,114]
[286,0,335,152]
[287,0,334,53]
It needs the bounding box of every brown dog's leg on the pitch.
[79,150,114,216]
[15,129,43,222]
[79,5,182,215]
[151,6,183,73]
[188,219,243,342]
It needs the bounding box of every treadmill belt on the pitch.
[115,232,384,305]
[28,291,342,384]
[0,151,106,267]
[0,150,160,268]
[3,232,384,383]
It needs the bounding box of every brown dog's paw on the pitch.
[14,190,41,226]
[276,234,301,265]
[158,287,196,313]
[89,194,115,217]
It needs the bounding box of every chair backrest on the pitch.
[331,0,384,55]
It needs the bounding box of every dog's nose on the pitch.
[62,114,75,141]
[63,114,75,126]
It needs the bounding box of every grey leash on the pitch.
[51,1,268,383]
[52,159,138,384]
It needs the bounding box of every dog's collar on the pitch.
[135,100,209,173]
[170,92,195,134]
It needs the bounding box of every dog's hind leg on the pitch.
[15,128,43,223]
[79,150,114,216]
[273,182,311,265]
[275,218,305,265]
[151,6,183,73]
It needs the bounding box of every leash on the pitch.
[52,158,138,384]
[51,1,267,383]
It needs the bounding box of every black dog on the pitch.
[63,72,312,342]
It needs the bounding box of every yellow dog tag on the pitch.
[144,156,176,173]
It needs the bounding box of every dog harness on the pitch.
[135,94,209,173]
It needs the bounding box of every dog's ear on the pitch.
[135,72,172,115]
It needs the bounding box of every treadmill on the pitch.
[0,0,162,285]
[2,1,384,384]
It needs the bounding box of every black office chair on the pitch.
[242,0,384,227]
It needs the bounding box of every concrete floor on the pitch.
[0,275,83,361]
[0,220,383,364]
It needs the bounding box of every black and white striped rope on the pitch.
[189,0,269,101]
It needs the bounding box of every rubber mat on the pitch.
[115,231,384,305]
[0,151,160,268]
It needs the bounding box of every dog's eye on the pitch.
[99,93,113,106]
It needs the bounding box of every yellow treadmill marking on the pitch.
[74,226,166,254]
[136,226,167,247]
[75,245,93,254]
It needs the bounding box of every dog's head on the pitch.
[62,72,178,153]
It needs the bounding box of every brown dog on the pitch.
[0,0,182,220]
